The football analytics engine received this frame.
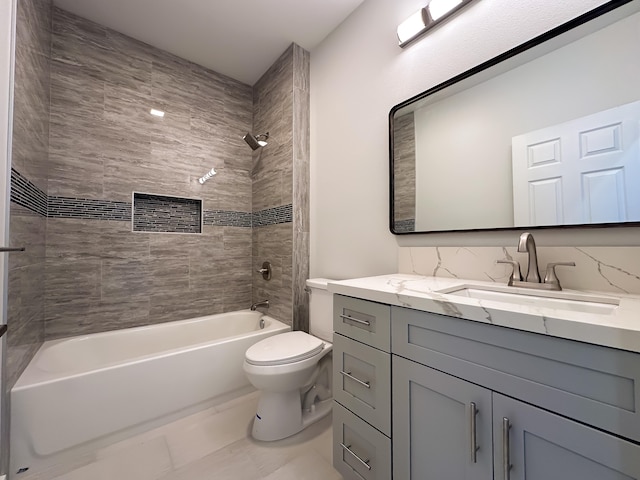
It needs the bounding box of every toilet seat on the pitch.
[245,331,324,366]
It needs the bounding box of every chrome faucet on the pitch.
[517,232,540,283]
[250,300,269,311]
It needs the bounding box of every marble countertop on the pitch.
[327,274,640,353]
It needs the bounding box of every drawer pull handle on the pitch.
[340,370,371,389]
[470,402,479,463]
[340,443,372,471]
[503,417,512,480]
[340,314,371,326]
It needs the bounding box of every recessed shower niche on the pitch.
[132,192,203,233]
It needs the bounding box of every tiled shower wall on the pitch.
[251,45,310,330]
[44,8,256,340]
[7,5,309,369]
[7,0,51,389]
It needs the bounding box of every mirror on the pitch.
[390,0,640,234]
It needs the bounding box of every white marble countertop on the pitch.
[327,274,640,353]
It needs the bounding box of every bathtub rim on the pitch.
[13,310,289,389]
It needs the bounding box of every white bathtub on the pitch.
[10,310,289,472]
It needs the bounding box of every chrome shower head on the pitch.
[243,132,269,150]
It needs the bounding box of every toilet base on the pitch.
[251,391,332,442]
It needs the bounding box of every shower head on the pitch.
[243,132,269,150]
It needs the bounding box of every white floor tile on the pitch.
[92,436,172,480]
[165,395,258,468]
[50,462,109,480]
[158,439,263,480]
[262,450,342,480]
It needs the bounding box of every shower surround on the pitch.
[7,4,310,390]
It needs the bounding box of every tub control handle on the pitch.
[339,314,370,326]
[340,370,371,389]
[340,443,372,471]
[256,261,272,281]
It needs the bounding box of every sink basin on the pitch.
[437,284,619,315]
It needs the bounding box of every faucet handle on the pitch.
[543,262,576,290]
[497,259,522,286]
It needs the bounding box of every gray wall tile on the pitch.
[44,8,256,338]
[7,0,51,393]
[12,8,310,345]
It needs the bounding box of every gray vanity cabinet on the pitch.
[333,295,392,480]
[392,305,640,480]
[393,356,493,480]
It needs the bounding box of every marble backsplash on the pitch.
[399,246,640,296]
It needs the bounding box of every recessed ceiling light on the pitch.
[150,109,165,117]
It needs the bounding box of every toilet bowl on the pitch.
[243,279,334,441]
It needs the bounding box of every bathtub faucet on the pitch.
[250,300,269,311]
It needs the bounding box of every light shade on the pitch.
[397,8,428,46]
[397,0,475,47]
[428,0,463,21]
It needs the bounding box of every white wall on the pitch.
[310,0,640,280]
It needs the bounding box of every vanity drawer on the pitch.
[333,402,391,480]
[333,333,391,436]
[334,295,390,351]
[391,305,640,443]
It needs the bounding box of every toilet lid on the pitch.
[245,331,325,366]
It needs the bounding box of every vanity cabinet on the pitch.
[332,295,392,480]
[392,305,640,480]
[394,357,640,479]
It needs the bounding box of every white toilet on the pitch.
[243,278,334,441]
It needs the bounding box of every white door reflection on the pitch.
[512,100,640,227]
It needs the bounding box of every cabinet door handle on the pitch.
[339,370,371,389]
[340,443,372,471]
[502,417,512,480]
[339,314,371,326]
[470,402,479,463]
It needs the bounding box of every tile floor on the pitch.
[18,391,343,480]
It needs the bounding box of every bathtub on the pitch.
[10,310,289,473]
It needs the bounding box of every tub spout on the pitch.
[250,300,269,311]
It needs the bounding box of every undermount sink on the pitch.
[437,284,620,315]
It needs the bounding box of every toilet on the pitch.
[243,278,334,441]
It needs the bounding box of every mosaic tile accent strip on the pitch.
[10,168,48,216]
[394,219,416,233]
[252,204,293,227]
[133,193,202,233]
[203,210,252,227]
[48,196,132,220]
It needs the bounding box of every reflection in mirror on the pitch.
[390,0,640,234]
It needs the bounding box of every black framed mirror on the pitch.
[389,0,640,234]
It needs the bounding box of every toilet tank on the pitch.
[306,278,334,342]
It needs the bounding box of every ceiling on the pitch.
[53,0,366,85]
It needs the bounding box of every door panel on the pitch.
[393,356,492,480]
[512,100,640,226]
[493,393,640,480]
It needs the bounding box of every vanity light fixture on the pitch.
[198,167,217,184]
[150,108,165,117]
[397,0,475,47]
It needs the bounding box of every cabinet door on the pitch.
[393,356,493,480]
[493,393,640,480]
